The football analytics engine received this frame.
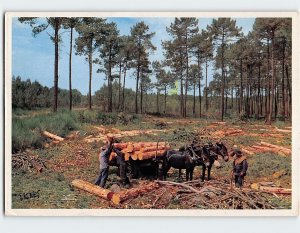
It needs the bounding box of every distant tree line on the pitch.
[17,17,292,123]
[12,76,82,109]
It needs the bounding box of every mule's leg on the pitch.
[201,165,206,182]
[179,169,182,180]
[163,164,171,181]
[190,167,194,181]
[185,169,189,181]
[207,164,212,180]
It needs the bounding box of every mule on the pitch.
[199,142,229,181]
[162,145,203,181]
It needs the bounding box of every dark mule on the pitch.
[162,146,203,181]
[199,142,229,181]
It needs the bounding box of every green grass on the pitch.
[12,109,142,152]
[12,110,80,152]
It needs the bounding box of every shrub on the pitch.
[12,111,80,152]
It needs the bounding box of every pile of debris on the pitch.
[155,179,290,209]
[12,151,47,172]
[110,142,170,161]
[72,178,290,209]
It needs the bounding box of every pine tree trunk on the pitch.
[156,89,159,113]
[205,57,209,112]
[53,19,59,113]
[184,39,189,118]
[198,54,201,118]
[285,64,291,119]
[180,71,184,117]
[239,58,243,114]
[221,33,225,121]
[257,58,261,118]
[108,45,113,112]
[193,82,196,116]
[135,52,140,114]
[281,39,286,120]
[88,38,93,110]
[266,36,275,124]
[69,27,73,111]
[140,79,143,114]
[122,63,127,112]
[164,86,167,114]
[118,61,122,111]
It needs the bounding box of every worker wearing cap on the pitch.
[231,148,248,188]
[94,137,114,188]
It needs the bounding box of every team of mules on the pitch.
[161,142,229,181]
[111,141,229,182]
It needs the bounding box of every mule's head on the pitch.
[215,142,229,162]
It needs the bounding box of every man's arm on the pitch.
[112,145,122,156]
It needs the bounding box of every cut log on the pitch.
[42,131,64,142]
[119,182,160,202]
[275,127,291,133]
[114,143,129,150]
[71,179,120,204]
[259,186,292,195]
[241,148,254,155]
[137,150,166,160]
[225,129,243,136]
[259,141,291,154]
[141,145,170,153]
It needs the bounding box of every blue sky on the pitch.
[12,17,255,95]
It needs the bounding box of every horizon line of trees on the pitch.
[17,17,292,123]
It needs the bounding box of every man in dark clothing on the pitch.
[230,148,248,188]
[112,145,130,187]
[94,137,114,188]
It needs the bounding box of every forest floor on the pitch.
[11,113,292,209]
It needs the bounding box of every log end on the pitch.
[108,192,120,205]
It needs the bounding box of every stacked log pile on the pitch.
[110,142,170,161]
[12,152,46,172]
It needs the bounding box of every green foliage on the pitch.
[247,153,291,178]
[12,110,80,152]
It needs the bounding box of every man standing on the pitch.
[230,148,248,188]
[113,145,130,187]
[94,137,114,188]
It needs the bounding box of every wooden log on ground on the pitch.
[259,141,291,154]
[119,182,160,202]
[42,131,64,142]
[225,129,243,136]
[241,148,254,155]
[71,179,120,204]
[137,150,166,160]
[250,182,291,194]
[274,127,291,133]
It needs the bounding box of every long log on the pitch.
[137,150,166,160]
[42,131,64,142]
[275,127,291,133]
[141,145,170,153]
[119,182,160,202]
[71,179,120,204]
[251,183,292,194]
[259,141,291,154]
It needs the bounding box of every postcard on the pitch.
[4,12,299,216]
